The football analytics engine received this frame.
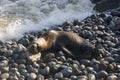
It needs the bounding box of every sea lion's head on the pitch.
[28,30,58,54]
[28,38,47,54]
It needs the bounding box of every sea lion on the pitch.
[28,30,101,60]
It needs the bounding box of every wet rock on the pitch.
[3,50,13,57]
[9,75,19,80]
[77,75,88,80]
[0,67,9,73]
[18,38,30,47]
[36,74,44,80]
[87,73,96,80]
[60,67,72,77]
[57,56,66,62]
[16,59,26,64]
[27,73,37,80]
[104,57,115,63]
[79,64,86,70]
[0,73,9,79]
[105,41,115,47]
[20,69,28,77]
[97,70,108,79]
[107,75,117,80]
[42,53,55,63]
[70,75,77,80]
[25,52,41,62]
[14,44,27,53]
[54,72,63,79]
[0,60,8,68]
[39,66,50,75]
[80,59,90,66]
[18,64,26,69]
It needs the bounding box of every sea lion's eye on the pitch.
[36,43,42,51]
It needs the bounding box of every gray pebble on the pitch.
[0,67,9,73]
[14,44,26,53]
[77,75,87,80]
[54,72,63,79]
[97,70,108,79]
[20,69,28,77]
[107,75,117,80]
[18,64,26,69]
[80,59,90,66]
[36,74,44,80]
[60,67,72,77]
[39,66,50,75]
[104,57,115,63]
[27,73,37,80]
[87,73,96,80]
[0,60,8,68]
[0,73,9,79]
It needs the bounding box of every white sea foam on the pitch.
[0,0,94,40]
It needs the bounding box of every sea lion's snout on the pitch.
[28,43,39,54]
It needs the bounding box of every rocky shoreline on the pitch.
[0,7,120,80]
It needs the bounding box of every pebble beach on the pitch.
[0,6,120,80]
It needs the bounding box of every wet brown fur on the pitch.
[28,30,100,59]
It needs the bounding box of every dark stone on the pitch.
[94,0,120,12]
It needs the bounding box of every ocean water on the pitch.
[0,0,94,40]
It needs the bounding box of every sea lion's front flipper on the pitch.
[61,46,76,58]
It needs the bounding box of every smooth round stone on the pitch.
[0,73,9,79]
[80,59,90,66]
[0,67,9,73]
[98,25,105,30]
[105,41,115,47]
[33,62,39,68]
[36,74,44,80]
[20,69,28,77]
[107,64,115,71]
[39,66,50,75]
[60,67,72,77]
[72,67,81,75]
[29,68,38,73]
[86,67,94,72]
[18,64,26,69]
[58,56,66,62]
[19,38,29,47]
[58,51,64,56]
[77,75,87,80]
[97,70,108,79]
[104,57,115,63]
[8,75,18,80]
[16,59,26,64]
[79,64,85,70]
[0,60,8,68]
[42,53,55,63]
[70,75,77,80]
[3,50,13,57]
[93,26,98,30]
[49,64,60,73]
[0,47,7,54]
[19,75,25,80]
[27,73,37,80]
[14,44,26,53]
[12,53,19,60]
[14,71,20,78]
[10,68,18,73]
[87,73,96,80]
[107,75,117,80]
[26,52,41,62]
[54,72,63,79]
